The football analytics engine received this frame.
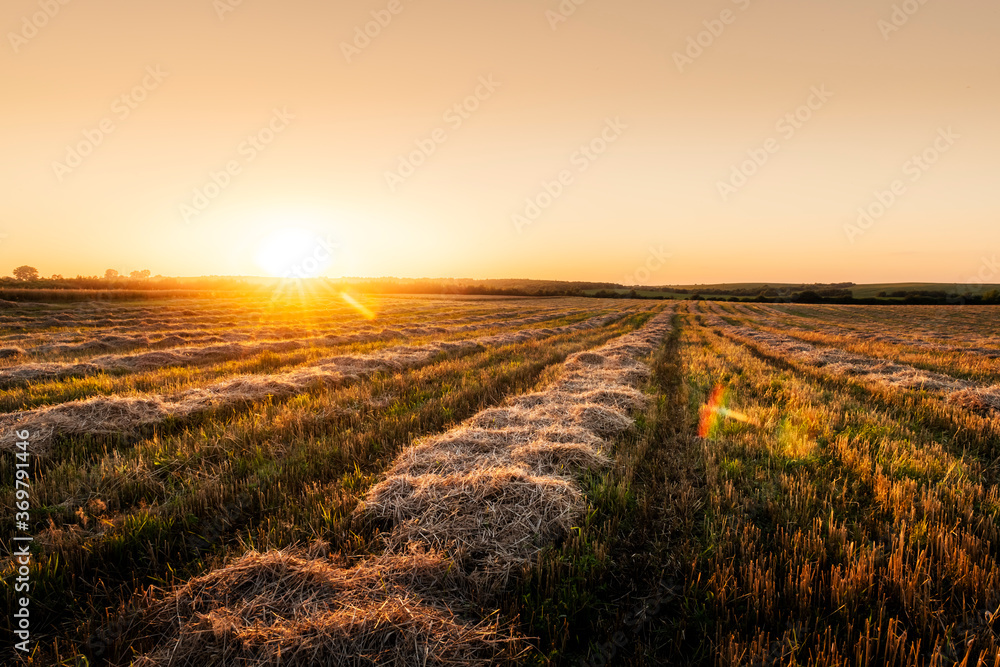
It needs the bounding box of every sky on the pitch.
[2,0,998,285]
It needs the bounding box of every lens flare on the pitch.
[698,384,757,438]
[341,292,376,320]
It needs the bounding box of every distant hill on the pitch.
[1,276,998,305]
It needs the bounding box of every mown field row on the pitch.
[1,298,662,665]
[0,299,600,361]
[676,303,1000,665]
[4,297,999,666]
[506,302,1000,665]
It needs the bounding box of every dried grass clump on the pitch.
[947,386,1000,414]
[510,441,610,477]
[363,466,584,571]
[387,430,517,477]
[467,406,558,430]
[0,346,24,359]
[0,345,24,359]
[573,351,607,366]
[0,396,168,455]
[0,361,100,383]
[575,387,647,411]
[536,424,605,447]
[570,403,636,437]
[363,308,674,572]
[134,548,508,667]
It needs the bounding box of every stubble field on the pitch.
[2,294,999,666]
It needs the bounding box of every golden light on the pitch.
[698,384,759,438]
[341,292,376,320]
[254,227,334,278]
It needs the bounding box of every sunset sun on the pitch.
[253,227,335,279]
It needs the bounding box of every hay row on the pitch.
[131,307,674,666]
[0,311,627,455]
[701,303,1000,414]
[0,304,571,360]
[732,303,1000,359]
[0,299,531,329]
[0,308,591,384]
[135,547,509,667]
[360,307,675,579]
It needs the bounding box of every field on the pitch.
[2,295,1000,665]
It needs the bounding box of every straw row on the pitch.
[131,308,674,666]
[0,311,628,455]
[0,308,592,385]
[700,303,1000,413]
[729,303,1000,359]
[0,303,575,360]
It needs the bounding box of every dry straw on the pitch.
[0,311,624,455]
[135,547,510,667]
[0,309,587,385]
[701,302,998,413]
[133,307,674,664]
[360,308,675,575]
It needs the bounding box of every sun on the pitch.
[254,227,336,278]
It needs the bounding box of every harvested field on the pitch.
[126,307,673,663]
[700,302,1000,415]
[6,294,1000,667]
[0,307,591,385]
[0,309,626,455]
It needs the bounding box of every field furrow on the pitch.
[699,303,1000,422]
[721,303,1000,381]
[124,308,674,665]
[2,301,662,665]
[0,301,578,362]
[0,310,632,456]
[675,307,1000,665]
[0,307,593,385]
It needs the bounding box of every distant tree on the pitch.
[795,290,824,304]
[104,269,119,280]
[13,265,39,281]
[51,274,63,280]
[129,269,151,279]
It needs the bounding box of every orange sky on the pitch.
[2,0,998,285]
